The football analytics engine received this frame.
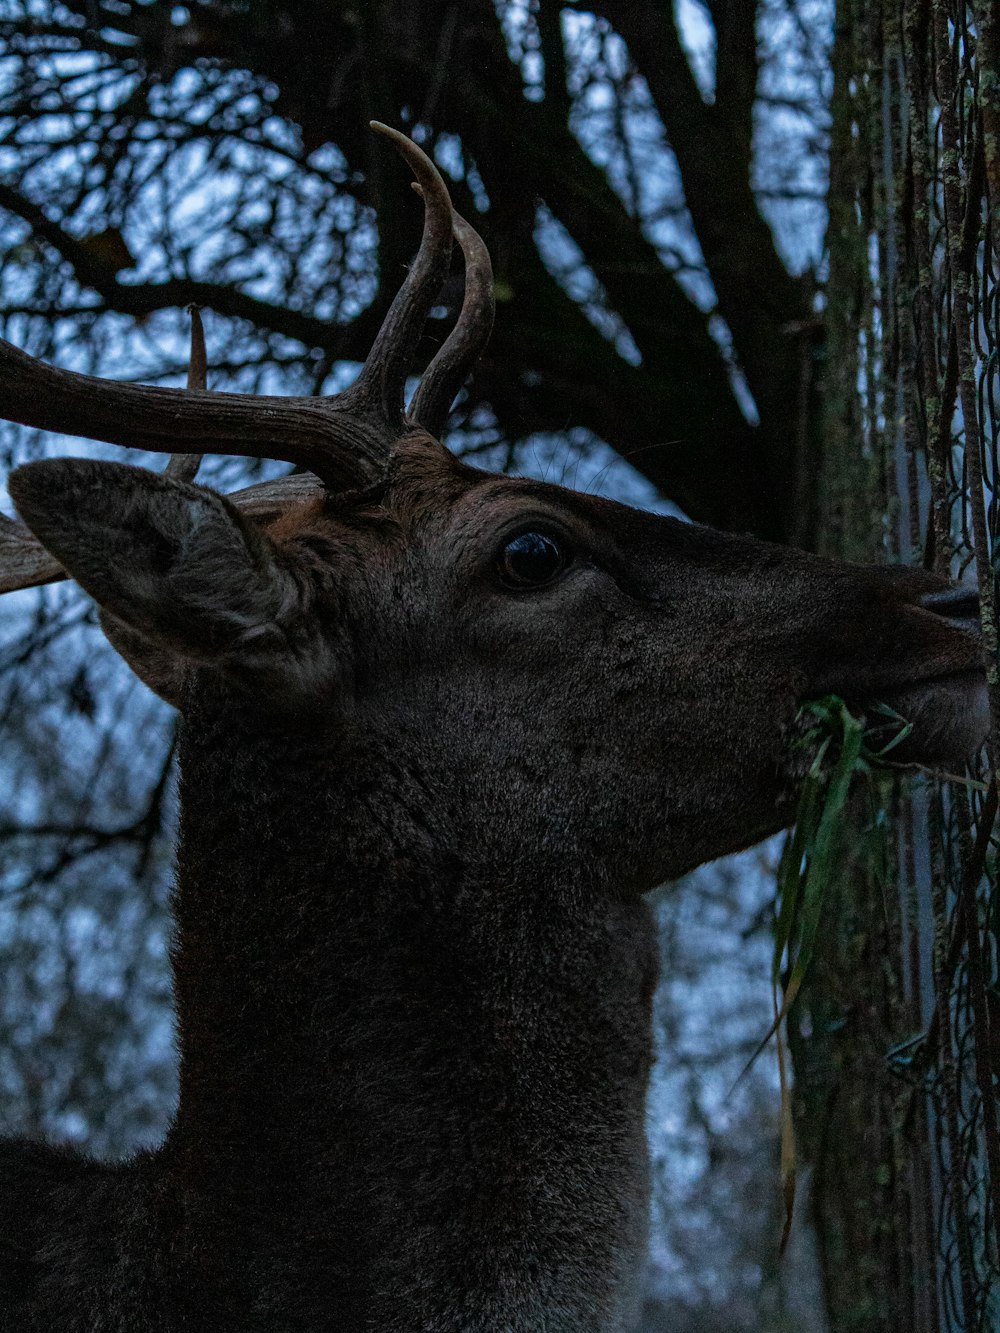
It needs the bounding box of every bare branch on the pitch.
[0,182,376,354]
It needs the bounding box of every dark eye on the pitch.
[497,530,569,588]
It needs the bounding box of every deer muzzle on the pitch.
[868,585,988,768]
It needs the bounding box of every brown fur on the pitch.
[0,430,985,1331]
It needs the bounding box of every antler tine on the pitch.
[0,305,327,596]
[409,204,495,439]
[0,336,389,488]
[340,123,454,427]
[0,511,63,592]
[165,304,206,484]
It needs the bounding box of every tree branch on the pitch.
[589,0,812,499]
[0,182,382,355]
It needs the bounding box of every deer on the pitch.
[0,123,987,1332]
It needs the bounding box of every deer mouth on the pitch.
[867,670,988,769]
[861,586,987,769]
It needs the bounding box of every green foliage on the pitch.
[761,695,907,1254]
[772,696,907,1023]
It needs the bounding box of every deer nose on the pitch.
[919,586,980,621]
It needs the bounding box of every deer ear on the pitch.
[8,459,294,666]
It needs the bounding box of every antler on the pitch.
[0,123,497,596]
[164,303,207,484]
[0,308,324,594]
[0,510,62,593]
[0,123,490,492]
[409,204,495,438]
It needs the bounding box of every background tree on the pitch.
[796,2,1000,1329]
[0,0,830,538]
[0,2,837,1327]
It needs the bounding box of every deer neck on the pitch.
[163,698,657,1322]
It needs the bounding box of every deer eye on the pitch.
[497,530,569,588]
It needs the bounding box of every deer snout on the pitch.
[919,584,980,626]
[874,583,988,769]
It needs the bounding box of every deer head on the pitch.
[0,125,986,1329]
